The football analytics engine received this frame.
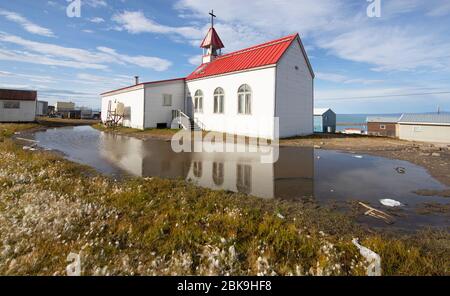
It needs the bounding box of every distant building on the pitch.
[48,105,55,114]
[0,89,37,122]
[54,101,81,119]
[80,108,93,119]
[314,108,336,133]
[342,128,364,135]
[36,101,48,116]
[398,113,450,144]
[367,116,400,137]
[55,101,75,112]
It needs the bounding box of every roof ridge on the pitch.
[101,78,185,96]
[216,34,298,60]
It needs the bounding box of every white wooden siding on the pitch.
[275,40,314,137]
[186,67,277,139]
[144,81,185,128]
[399,124,450,144]
[101,87,145,129]
[0,100,36,122]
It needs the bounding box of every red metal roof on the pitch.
[200,27,225,49]
[0,89,37,101]
[101,78,185,96]
[187,34,299,81]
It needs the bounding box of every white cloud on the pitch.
[188,55,202,66]
[97,46,172,71]
[0,32,172,71]
[175,0,343,36]
[316,72,383,85]
[0,48,106,69]
[112,10,203,40]
[174,0,450,73]
[85,0,107,8]
[76,73,132,85]
[426,1,450,16]
[0,9,55,37]
[317,26,450,72]
[112,11,205,44]
[383,0,450,17]
[90,17,105,24]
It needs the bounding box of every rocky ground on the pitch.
[0,124,449,275]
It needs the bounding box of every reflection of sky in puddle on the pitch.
[27,126,449,230]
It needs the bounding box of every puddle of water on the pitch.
[22,126,449,231]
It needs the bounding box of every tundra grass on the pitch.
[0,124,448,276]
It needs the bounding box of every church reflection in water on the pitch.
[98,133,314,200]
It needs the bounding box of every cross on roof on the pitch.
[209,10,216,28]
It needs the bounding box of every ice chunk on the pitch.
[380,199,402,207]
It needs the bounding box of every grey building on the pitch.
[398,113,450,144]
[314,108,336,133]
[36,101,48,116]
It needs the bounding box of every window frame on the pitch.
[162,94,173,107]
[194,90,203,113]
[237,84,252,115]
[213,87,225,114]
[3,101,20,109]
[380,124,386,130]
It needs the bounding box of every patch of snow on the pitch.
[380,199,402,207]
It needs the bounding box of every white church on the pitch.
[101,13,314,140]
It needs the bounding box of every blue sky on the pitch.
[0,0,449,113]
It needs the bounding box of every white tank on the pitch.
[110,101,125,116]
[115,102,125,116]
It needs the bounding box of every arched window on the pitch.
[213,88,225,114]
[194,90,203,113]
[212,162,224,186]
[237,84,252,115]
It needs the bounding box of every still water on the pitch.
[23,126,449,230]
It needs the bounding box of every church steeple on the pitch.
[200,10,224,64]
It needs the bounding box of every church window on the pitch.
[238,84,252,115]
[194,90,203,113]
[213,87,225,114]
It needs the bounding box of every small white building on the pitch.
[0,89,37,122]
[398,113,450,144]
[101,18,314,139]
[101,78,186,129]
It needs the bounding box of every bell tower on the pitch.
[200,10,224,64]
